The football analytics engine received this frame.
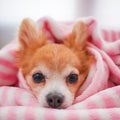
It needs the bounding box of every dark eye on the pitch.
[67,74,78,84]
[32,73,45,83]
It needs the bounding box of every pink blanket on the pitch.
[0,17,120,120]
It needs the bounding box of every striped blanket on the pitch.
[0,17,120,120]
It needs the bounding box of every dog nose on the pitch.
[46,93,64,108]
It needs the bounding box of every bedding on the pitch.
[0,17,120,120]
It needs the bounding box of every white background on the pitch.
[0,0,120,47]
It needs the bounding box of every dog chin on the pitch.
[42,104,72,109]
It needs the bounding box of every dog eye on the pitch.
[32,73,45,83]
[67,74,78,84]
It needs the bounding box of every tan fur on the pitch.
[64,21,93,75]
[16,19,46,74]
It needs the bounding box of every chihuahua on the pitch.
[16,19,93,109]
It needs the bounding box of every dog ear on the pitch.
[16,19,46,73]
[64,22,94,75]
[64,21,89,51]
[18,18,46,49]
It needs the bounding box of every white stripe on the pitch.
[87,95,105,108]
[73,94,105,109]
[45,17,65,39]
[105,88,120,106]
[73,102,86,109]
[0,50,15,63]
[101,28,113,42]
[78,110,90,120]
[55,110,68,120]
[91,25,101,41]
[71,91,110,109]
[0,107,10,120]
[34,107,45,120]
[98,109,111,120]
[7,88,16,105]
[21,91,31,105]
[115,31,120,40]
[113,108,120,117]
[16,107,26,120]
[0,87,5,105]
[37,21,44,29]
[107,31,112,41]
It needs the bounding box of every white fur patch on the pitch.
[27,65,79,108]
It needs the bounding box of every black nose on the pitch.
[46,93,64,108]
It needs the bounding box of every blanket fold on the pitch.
[0,16,120,120]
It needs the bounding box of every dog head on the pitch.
[16,19,93,108]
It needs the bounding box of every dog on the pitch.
[16,19,93,109]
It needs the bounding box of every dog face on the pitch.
[17,19,93,109]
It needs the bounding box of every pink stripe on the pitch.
[43,21,56,42]
[102,29,109,41]
[111,30,117,41]
[8,49,17,58]
[0,58,18,71]
[109,109,120,120]
[18,70,30,90]
[94,38,102,48]
[15,87,39,106]
[106,47,116,55]
[14,88,25,106]
[67,110,79,120]
[110,56,120,65]
[86,100,98,109]
[118,32,120,39]
[89,109,100,120]
[44,21,63,43]
[0,71,17,81]
[25,107,35,120]
[116,31,120,40]
[101,93,115,108]
[27,95,39,106]
[87,19,96,35]
[114,87,120,99]
[44,109,56,120]
[7,107,16,120]
[1,87,9,105]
